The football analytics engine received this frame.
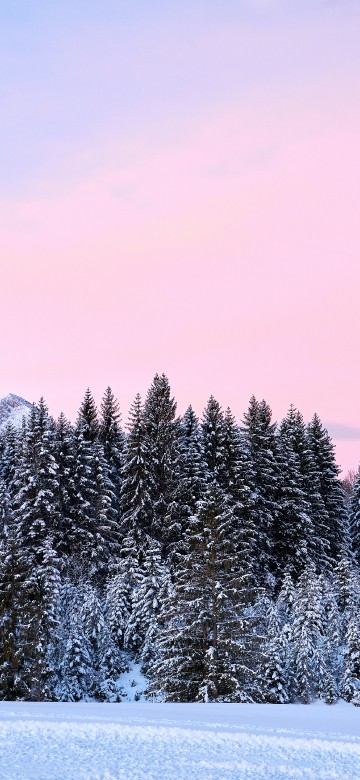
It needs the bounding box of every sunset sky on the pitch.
[1,1,360,472]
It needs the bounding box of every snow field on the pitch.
[0,701,359,780]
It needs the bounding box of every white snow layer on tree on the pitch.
[0,701,359,779]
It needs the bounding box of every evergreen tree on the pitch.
[201,396,227,487]
[81,583,124,700]
[163,405,206,561]
[262,600,290,703]
[222,408,256,573]
[342,610,360,705]
[99,386,125,519]
[242,397,279,583]
[77,389,99,442]
[57,606,93,701]
[53,413,76,566]
[125,538,171,669]
[283,407,331,572]
[120,394,154,538]
[143,374,178,542]
[0,528,22,699]
[275,416,314,579]
[13,400,60,559]
[0,425,18,543]
[307,414,349,564]
[69,432,118,582]
[150,485,260,702]
[291,565,324,703]
[350,469,360,566]
[340,565,360,704]
[11,400,62,700]
[105,571,132,649]
[318,576,340,704]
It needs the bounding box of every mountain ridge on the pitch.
[0,393,33,430]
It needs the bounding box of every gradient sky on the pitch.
[1,0,360,472]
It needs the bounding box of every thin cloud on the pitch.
[325,422,360,441]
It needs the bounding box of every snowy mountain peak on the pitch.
[0,393,33,430]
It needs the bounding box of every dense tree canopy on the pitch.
[0,376,358,704]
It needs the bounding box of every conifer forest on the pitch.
[0,374,359,706]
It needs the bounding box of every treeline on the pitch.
[0,374,359,704]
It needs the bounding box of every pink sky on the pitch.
[1,1,360,472]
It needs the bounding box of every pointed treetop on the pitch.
[77,388,99,442]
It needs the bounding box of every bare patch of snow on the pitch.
[0,701,358,779]
[117,660,149,701]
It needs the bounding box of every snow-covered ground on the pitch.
[0,701,359,779]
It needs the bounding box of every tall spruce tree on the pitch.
[99,387,125,520]
[69,430,118,582]
[11,400,62,700]
[291,565,324,704]
[222,408,256,575]
[120,394,154,538]
[0,425,18,543]
[350,469,360,566]
[242,397,279,583]
[201,396,227,487]
[77,389,99,442]
[53,413,76,566]
[307,414,349,565]
[124,538,171,670]
[150,484,261,702]
[163,405,206,561]
[143,374,178,542]
[275,415,314,579]
[277,406,332,572]
[262,600,290,703]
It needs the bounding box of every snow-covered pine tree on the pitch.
[241,397,279,584]
[178,406,205,511]
[105,517,146,656]
[120,393,155,538]
[150,484,260,702]
[80,583,124,700]
[124,537,171,670]
[0,424,18,544]
[53,413,76,567]
[74,390,120,582]
[262,599,290,703]
[12,400,62,700]
[350,469,360,566]
[291,564,324,704]
[69,430,118,583]
[334,556,359,615]
[307,414,349,565]
[142,374,179,542]
[80,584,106,696]
[0,524,22,699]
[76,388,99,442]
[13,400,60,553]
[342,609,360,705]
[222,408,256,574]
[201,396,227,488]
[275,416,314,579]
[317,575,340,704]
[91,440,120,579]
[340,565,360,704]
[276,569,296,624]
[279,407,331,572]
[57,596,93,701]
[105,570,131,650]
[163,405,206,562]
[99,386,125,522]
